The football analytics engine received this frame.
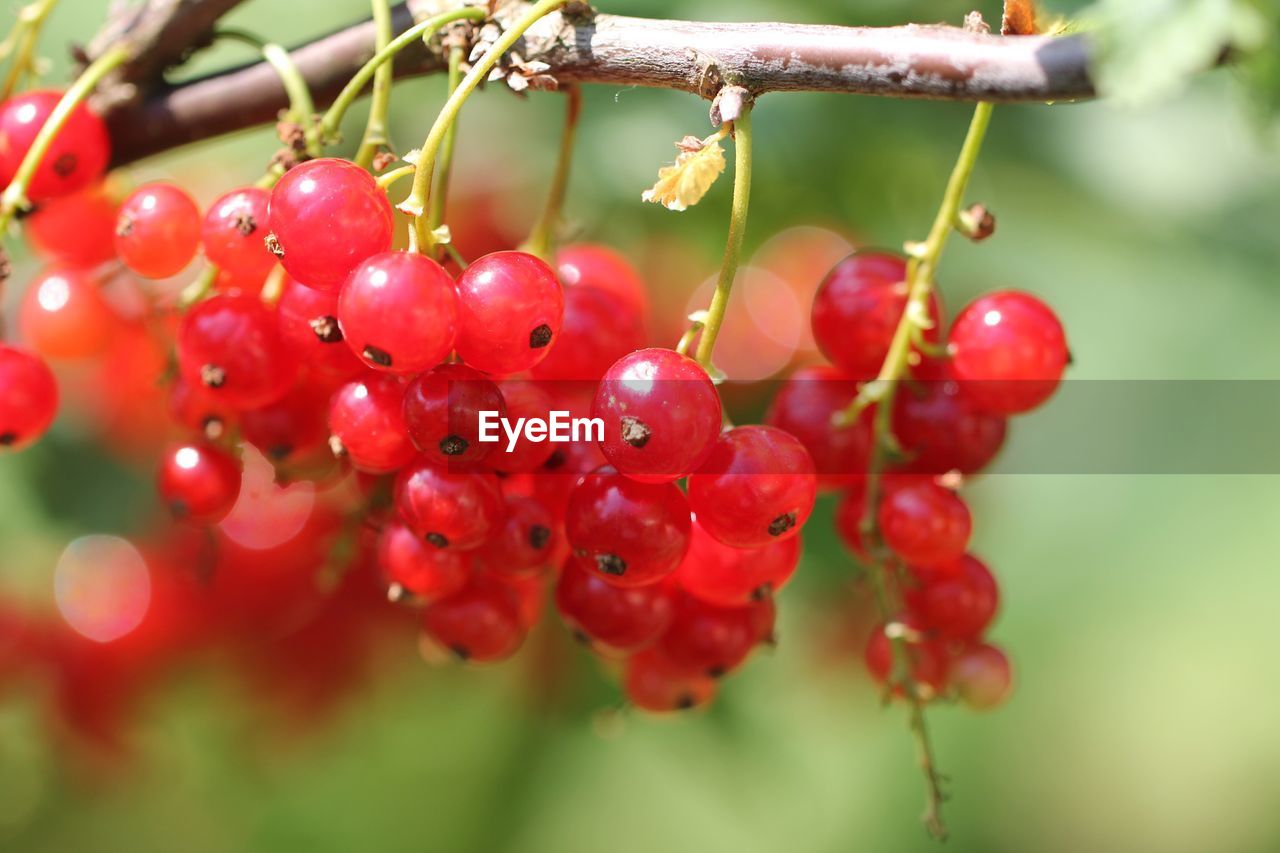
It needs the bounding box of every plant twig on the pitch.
[353,0,394,169]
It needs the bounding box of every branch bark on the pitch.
[97,1,1095,167]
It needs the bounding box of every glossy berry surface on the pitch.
[168,377,235,439]
[892,379,1007,475]
[625,647,717,713]
[422,578,525,663]
[403,364,504,467]
[474,494,556,577]
[687,425,817,548]
[811,251,940,379]
[906,554,999,641]
[948,290,1069,415]
[376,521,470,603]
[115,183,202,279]
[156,443,242,524]
[0,90,110,200]
[554,560,673,653]
[338,251,458,374]
[530,283,646,381]
[327,373,416,474]
[394,461,505,550]
[0,345,58,450]
[177,293,297,410]
[950,643,1013,710]
[556,243,649,317]
[240,385,328,463]
[677,519,801,607]
[764,365,873,490]
[565,467,691,587]
[878,481,971,568]
[453,251,564,375]
[201,187,275,277]
[276,276,364,379]
[268,158,394,291]
[26,185,118,266]
[657,593,775,678]
[19,266,116,359]
[592,348,722,483]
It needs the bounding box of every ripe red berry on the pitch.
[565,467,691,587]
[327,373,416,474]
[657,592,775,678]
[453,251,564,375]
[402,364,504,467]
[240,385,328,463]
[490,379,556,473]
[156,443,242,524]
[764,365,874,490]
[556,243,649,317]
[687,425,817,548]
[593,348,722,483]
[0,90,110,200]
[267,158,394,291]
[625,647,717,712]
[863,617,950,698]
[878,481,971,568]
[0,345,58,450]
[201,187,275,277]
[115,183,202,279]
[19,266,117,359]
[811,251,941,379]
[906,554,999,641]
[676,518,800,607]
[422,577,526,663]
[555,560,674,653]
[892,379,1007,475]
[948,290,1069,415]
[377,520,471,603]
[338,251,458,374]
[474,494,556,578]
[168,377,236,439]
[531,437,606,518]
[949,642,1013,710]
[394,460,505,550]
[177,292,298,410]
[276,276,364,379]
[529,285,646,381]
[26,185,118,266]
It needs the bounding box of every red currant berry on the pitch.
[402,363,505,467]
[625,647,717,712]
[19,266,116,359]
[811,251,941,379]
[490,379,556,473]
[394,460,505,550]
[422,577,525,663]
[474,495,556,578]
[863,618,950,698]
[565,467,691,587]
[454,251,564,375]
[686,425,816,548]
[892,379,1006,475]
[657,592,775,678]
[676,518,800,607]
[764,365,873,490]
[949,642,1013,710]
[532,437,605,518]
[201,187,275,277]
[555,560,674,653]
[115,183,201,279]
[878,480,971,568]
[0,345,58,450]
[593,348,721,483]
[267,158,394,291]
[377,520,470,603]
[26,185,117,266]
[529,285,646,381]
[327,373,416,473]
[338,251,458,374]
[948,290,1069,415]
[0,90,110,200]
[906,554,999,641]
[240,385,328,463]
[556,243,649,317]
[156,443,242,524]
[177,293,298,410]
[276,276,364,379]
[168,377,236,440]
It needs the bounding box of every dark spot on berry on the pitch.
[51,152,78,178]
[264,233,284,257]
[200,364,227,388]
[308,315,343,343]
[425,532,449,548]
[115,212,135,238]
[449,644,471,661]
[762,630,779,648]
[674,693,696,710]
[542,449,566,470]
[620,416,651,448]
[768,512,797,537]
[595,553,627,576]
[707,665,727,679]
[528,524,551,550]
[571,628,592,647]
[362,345,393,367]
[168,499,189,519]
[1066,347,1075,366]
[750,583,773,602]
[267,444,293,460]
[0,432,16,446]
[439,435,468,456]
[234,212,257,236]
[328,434,347,458]
[529,324,553,348]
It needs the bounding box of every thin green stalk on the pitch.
[178,266,220,309]
[317,7,485,145]
[427,45,465,231]
[0,0,59,101]
[694,108,753,369]
[0,42,130,228]
[353,0,394,169]
[402,0,571,251]
[520,84,582,261]
[217,30,321,158]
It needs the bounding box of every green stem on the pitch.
[0,42,130,228]
[317,7,485,146]
[427,45,465,231]
[402,0,571,251]
[178,265,220,309]
[693,109,753,369]
[217,30,321,158]
[520,84,582,261]
[353,0,394,169]
[0,0,59,101]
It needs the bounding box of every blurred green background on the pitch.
[3,0,1280,851]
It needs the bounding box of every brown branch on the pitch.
[98,1,1094,167]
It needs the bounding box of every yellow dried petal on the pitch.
[641,139,726,212]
